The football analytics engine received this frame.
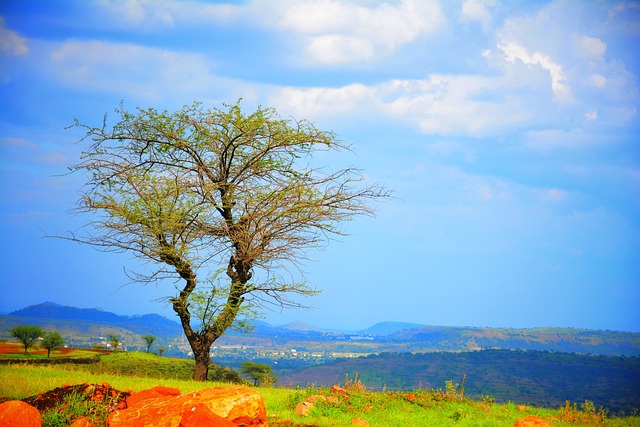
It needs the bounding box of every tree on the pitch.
[67,100,390,381]
[107,334,120,351]
[240,361,276,386]
[42,332,65,358]
[142,335,156,353]
[10,325,43,355]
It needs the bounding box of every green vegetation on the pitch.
[1,361,639,427]
[10,325,44,354]
[55,350,246,384]
[106,334,120,351]
[40,390,117,427]
[141,335,155,353]
[41,332,65,358]
[286,349,640,413]
[240,361,277,386]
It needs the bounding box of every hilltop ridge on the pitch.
[1,302,639,356]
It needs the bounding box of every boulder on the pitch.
[514,415,554,427]
[107,386,267,427]
[125,386,181,408]
[179,404,236,427]
[0,400,42,427]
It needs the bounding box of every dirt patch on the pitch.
[21,383,130,413]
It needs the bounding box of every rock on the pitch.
[70,417,94,427]
[514,415,554,427]
[294,400,314,417]
[179,404,236,427]
[331,385,347,396]
[352,417,370,426]
[125,385,181,408]
[107,386,267,427]
[0,400,42,427]
[294,394,327,416]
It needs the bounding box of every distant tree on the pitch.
[107,334,120,351]
[240,361,277,387]
[41,332,65,358]
[66,100,389,381]
[142,335,156,353]
[158,347,165,356]
[10,325,43,355]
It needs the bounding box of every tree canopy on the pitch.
[68,100,390,380]
[41,331,65,358]
[10,325,43,355]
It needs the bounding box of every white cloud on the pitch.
[578,35,607,58]
[275,0,446,65]
[0,17,29,56]
[498,42,570,102]
[460,0,495,31]
[272,83,374,117]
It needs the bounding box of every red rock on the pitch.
[295,394,327,416]
[70,416,94,427]
[331,385,347,395]
[352,417,370,426]
[125,385,181,408]
[514,415,554,427]
[294,400,314,416]
[107,386,266,427]
[0,400,42,427]
[179,404,236,427]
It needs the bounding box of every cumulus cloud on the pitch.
[274,0,446,65]
[0,17,29,56]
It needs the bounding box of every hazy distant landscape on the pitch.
[2,302,639,413]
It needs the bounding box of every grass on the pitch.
[1,351,639,426]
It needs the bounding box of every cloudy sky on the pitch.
[1,0,639,332]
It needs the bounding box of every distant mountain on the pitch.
[7,302,183,339]
[381,325,640,355]
[358,322,425,336]
[280,321,324,332]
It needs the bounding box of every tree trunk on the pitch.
[192,340,211,381]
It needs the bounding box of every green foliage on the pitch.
[62,351,246,384]
[240,361,276,386]
[41,332,65,358]
[106,334,120,351]
[141,335,155,353]
[10,325,44,354]
[40,390,115,427]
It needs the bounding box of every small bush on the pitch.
[559,400,607,424]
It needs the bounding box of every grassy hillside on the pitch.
[1,358,639,427]
[282,349,640,414]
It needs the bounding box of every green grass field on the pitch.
[1,349,639,426]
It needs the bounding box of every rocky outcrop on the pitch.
[0,400,42,427]
[107,385,267,427]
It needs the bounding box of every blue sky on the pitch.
[1,0,639,332]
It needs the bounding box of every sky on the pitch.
[0,0,639,333]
